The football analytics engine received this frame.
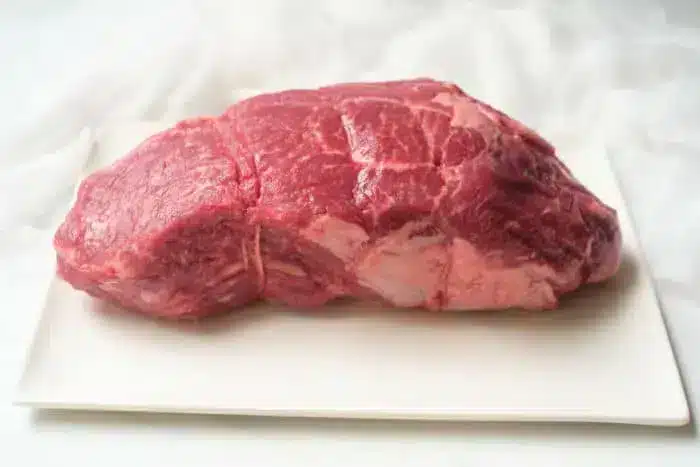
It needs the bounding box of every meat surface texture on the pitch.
[53,78,622,319]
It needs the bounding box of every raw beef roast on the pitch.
[53,78,622,319]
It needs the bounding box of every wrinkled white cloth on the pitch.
[2,1,700,465]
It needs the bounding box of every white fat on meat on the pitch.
[303,217,448,309]
[432,92,494,129]
[265,261,307,277]
[301,215,369,262]
[302,215,566,310]
[354,221,448,309]
[446,239,559,310]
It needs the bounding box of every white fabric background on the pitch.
[1,0,700,465]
